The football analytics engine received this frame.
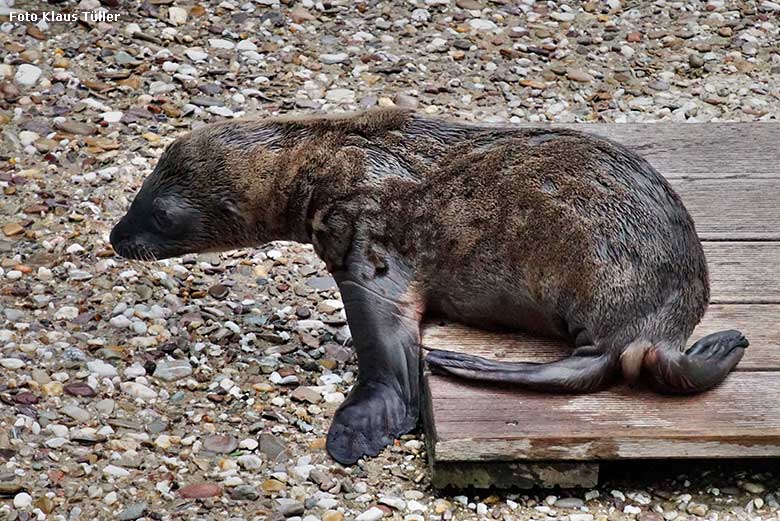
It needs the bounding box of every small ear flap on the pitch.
[221,197,242,217]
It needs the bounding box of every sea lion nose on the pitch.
[109,217,130,251]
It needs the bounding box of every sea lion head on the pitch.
[110,123,267,261]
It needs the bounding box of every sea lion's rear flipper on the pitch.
[642,330,749,394]
[425,347,617,393]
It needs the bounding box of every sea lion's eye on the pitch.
[152,206,173,229]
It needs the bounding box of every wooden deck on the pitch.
[421,123,780,489]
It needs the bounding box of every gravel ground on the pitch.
[1,0,780,520]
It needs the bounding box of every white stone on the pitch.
[45,437,69,448]
[19,131,39,146]
[236,39,257,51]
[325,88,355,104]
[239,438,258,450]
[168,6,188,25]
[570,515,595,521]
[103,464,130,478]
[149,81,174,94]
[121,381,157,400]
[110,315,132,328]
[551,11,575,21]
[0,358,24,369]
[237,454,263,470]
[469,18,497,31]
[87,360,118,377]
[14,64,42,86]
[319,52,349,64]
[125,363,146,378]
[207,106,234,117]
[101,111,123,123]
[323,392,345,404]
[356,507,385,521]
[379,496,406,510]
[185,48,209,61]
[13,492,32,509]
[411,8,430,22]
[209,38,235,49]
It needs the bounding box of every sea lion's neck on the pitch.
[240,112,484,248]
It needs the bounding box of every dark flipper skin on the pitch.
[326,251,422,464]
[643,330,749,394]
[426,347,617,393]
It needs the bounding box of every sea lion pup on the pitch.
[110,108,749,465]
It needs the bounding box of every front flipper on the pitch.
[426,346,617,393]
[326,253,422,465]
[643,330,749,394]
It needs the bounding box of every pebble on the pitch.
[117,503,147,520]
[153,360,193,381]
[2,2,778,520]
[87,360,118,377]
[168,6,188,25]
[355,507,385,521]
[179,483,222,498]
[14,492,33,509]
[326,88,356,104]
[209,38,235,49]
[742,482,766,494]
[202,434,239,453]
[185,48,209,61]
[231,485,259,501]
[0,358,24,369]
[276,499,305,517]
[104,465,130,478]
[567,68,594,82]
[469,19,497,31]
[121,382,157,400]
[320,53,349,64]
[555,498,585,509]
[14,64,42,86]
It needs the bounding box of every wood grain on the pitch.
[552,123,780,175]
[705,243,780,303]
[422,304,780,371]
[428,372,780,461]
[671,179,780,240]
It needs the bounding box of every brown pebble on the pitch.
[2,223,25,237]
[64,382,97,397]
[626,32,642,42]
[208,284,229,299]
[179,482,222,498]
[13,392,39,405]
[34,496,55,514]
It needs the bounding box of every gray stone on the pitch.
[117,503,147,520]
[153,360,192,381]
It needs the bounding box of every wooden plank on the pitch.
[428,372,780,461]
[422,304,780,371]
[705,242,780,303]
[422,376,599,489]
[671,179,780,240]
[552,123,780,175]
